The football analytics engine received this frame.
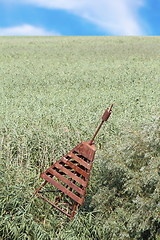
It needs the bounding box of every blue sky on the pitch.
[0,0,160,36]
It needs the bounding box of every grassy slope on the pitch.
[0,37,160,240]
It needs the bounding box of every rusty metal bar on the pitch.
[68,152,91,170]
[34,180,47,194]
[54,162,87,187]
[36,192,72,218]
[47,168,85,195]
[41,173,84,205]
[89,104,113,145]
[61,158,89,178]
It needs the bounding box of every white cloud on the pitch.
[30,0,146,35]
[27,0,84,10]
[0,24,60,36]
[0,0,145,35]
[79,0,145,35]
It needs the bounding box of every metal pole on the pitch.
[89,104,113,145]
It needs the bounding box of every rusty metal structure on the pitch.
[35,104,113,219]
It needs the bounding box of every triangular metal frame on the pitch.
[35,104,113,219]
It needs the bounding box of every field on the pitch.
[0,36,160,240]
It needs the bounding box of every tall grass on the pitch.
[0,36,160,239]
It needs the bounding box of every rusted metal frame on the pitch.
[36,192,71,218]
[68,160,86,218]
[62,184,81,218]
[56,164,85,217]
[73,151,92,164]
[65,152,90,215]
[34,181,72,217]
[54,162,87,187]
[70,202,79,219]
[72,143,96,191]
[61,157,89,178]
[41,173,84,205]
[66,144,95,207]
[54,193,74,215]
[68,152,92,170]
[35,104,113,219]
[36,144,95,217]
[35,171,80,217]
[35,180,74,218]
[75,142,95,161]
[34,180,47,194]
[47,168,85,195]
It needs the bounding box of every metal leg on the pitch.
[34,180,47,194]
[70,202,79,219]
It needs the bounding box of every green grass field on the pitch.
[0,36,160,240]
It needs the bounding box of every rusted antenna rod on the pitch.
[89,104,113,145]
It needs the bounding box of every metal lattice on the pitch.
[35,104,113,219]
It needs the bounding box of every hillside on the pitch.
[0,36,160,240]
